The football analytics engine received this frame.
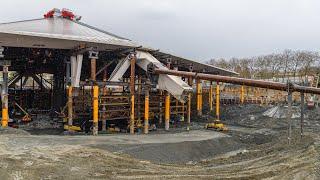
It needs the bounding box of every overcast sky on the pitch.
[0,0,319,62]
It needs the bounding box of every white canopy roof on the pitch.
[0,17,137,50]
[0,16,237,76]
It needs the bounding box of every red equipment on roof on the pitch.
[44,8,81,21]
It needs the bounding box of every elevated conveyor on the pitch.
[108,51,192,102]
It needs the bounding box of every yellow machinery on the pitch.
[64,124,81,131]
[205,120,228,131]
[205,82,227,131]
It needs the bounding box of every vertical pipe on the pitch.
[67,86,73,128]
[200,81,203,113]
[74,54,83,88]
[287,91,293,145]
[66,60,71,86]
[91,58,96,81]
[187,93,191,131]
[240,85,245,104]
[216,82,220,120]
[130,53,136,134]
[70,56,76,87]
[209,81,213,111]
[137,76,141,125]
[102,69,107,132]
[144,85,149,134]
[165,91,170,131]
[187,77,192,131]
[93,86,99,135]
[173,67,178,116]
[159,90,163,125]
[1,65,9,127]
[300,92,304,138]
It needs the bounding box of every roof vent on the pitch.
[44,8,81,21]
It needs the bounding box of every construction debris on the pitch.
[263,105,306,119]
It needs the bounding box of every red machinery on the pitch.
[44,8,81,21]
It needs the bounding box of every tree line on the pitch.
[208,50,320,81]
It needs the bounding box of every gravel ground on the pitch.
[0,104,319,179]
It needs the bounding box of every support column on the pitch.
[187,66,193,131]
[67,86,73,130]
[71,54,83,88]
[1,62,10,127]
[287,90,293,145]
[196,79,202,116]
[91,58,96,81]
[144,81,150,134]
[216,82,220,120]
[137,76,142,128]
[66,60,71,86]
[92,86,99,135]
[240,85,245,104]
[159,90,163,125]
[102,69,107,132]
[209,81,213,111]
[90,50,99,135]
[300,92,304,138]
[130,53,136,134]
[70,56,76,86]
[165,91,170,131]
[187,93,191,131]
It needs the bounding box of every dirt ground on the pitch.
[0,104,319,180]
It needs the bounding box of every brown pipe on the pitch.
[153,68,320,95]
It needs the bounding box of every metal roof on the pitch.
[0,17,138,49]
[0,16,237,76]
[155,51,238,76]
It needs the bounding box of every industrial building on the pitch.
[0,8,237,135]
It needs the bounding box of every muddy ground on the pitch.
[0,104,319,179]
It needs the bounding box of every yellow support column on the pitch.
[144,86,149,134]
[209,81,213,111]
[165,91,170,131]
[129,53,136,134]
[67,86,73,130]
[196,79,202,116]
[93,86,99,135]
[1,65,9,127]
[240,85,245,104]
[1,108,8,127]
[216,82,220,120]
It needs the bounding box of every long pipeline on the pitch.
[153,68,320,95]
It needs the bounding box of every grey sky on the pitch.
[0,0,319,61]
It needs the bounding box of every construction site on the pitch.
[0,8,320,180]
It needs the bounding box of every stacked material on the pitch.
[263,105,303,119]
